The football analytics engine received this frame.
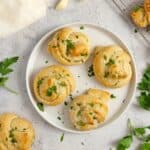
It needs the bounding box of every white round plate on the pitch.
[26,22,136,133]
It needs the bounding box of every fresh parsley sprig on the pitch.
[128,119,150,141]
[117,135,133,150]
[140,142,150,150]
[138,66,150,110]
[0,56,19,94]
[115,119,150,150]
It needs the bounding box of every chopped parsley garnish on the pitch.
[80,53,88,57]
[0,56,19,94]
[104,55,107,60]
[88,65,95,77]
[77,121,86,126]
[59,82,66,87]
[77,103,81,106]
[70,106,73,109]
[134,29,138,33]
[93,116,97,119]
[46,85,57,96]
[69,94,73,101]
[52,45,57,48]
[80,26,84,30]
[110,94,116,99]
[45,60,48,64]
[57,116,61,120]
[76,35,79,39]
[77,110,82,116]
[60,133,64,142]
[37,103,44,112]
[66,74,70,76]
[37,79,43,88]
[9,128,18,144]
[11,138,17,143]
[66,39,75,55]
[106,58,115,66]
[104,72,109,78]
[138,66,150,110]
[64,101,68,106]
[89,112,93,115]
[88,103,94,107]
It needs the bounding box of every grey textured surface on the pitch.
[0,0,150,149]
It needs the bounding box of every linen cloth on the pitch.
[0,0,49,38]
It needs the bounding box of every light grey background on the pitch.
[0,0,149,149]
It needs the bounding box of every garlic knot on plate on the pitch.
[48,27,90,65]
[0,113,35,150]
[33,65,75,106]
[93,45,132,88]
[69,88,110,131]
[131,0,150,27]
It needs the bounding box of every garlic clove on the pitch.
[55,0,69,10]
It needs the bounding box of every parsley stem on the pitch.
[127,118,134,135]
[3,85,18,95]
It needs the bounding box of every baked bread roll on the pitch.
[33,65,75,106]
[93,45,132,88]
[131,0,150,27]
[48,27,90,65]
[69,88,110,131]
[131,6,149,28]
[0,113,35,150]
[144,0,150,23]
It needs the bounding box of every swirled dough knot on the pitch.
[69,89,110,131]
[131,0,150,27]
[144,0,150,23]
[33,65,76,106]
[48,27,90,65]
[0,113,35,150]
[93,45,132,88]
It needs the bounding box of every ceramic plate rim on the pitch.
[26,22,137,134]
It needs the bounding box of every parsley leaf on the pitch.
[128,119,150,141]
[117,135,133,150]
[106,58,115,66]
[46,85,57,96]
[80,26,84,30]
[37,103,44,112]
[0,56,19,94]
[110,94,116,99]
[138,66,150,91]
[60,133,64,142]
[115,119,150,150]
[0,77,8,86]
[138,66,150,110]
[140,142,150,150]
[0,56,19,76]
[66,40,75,55]
[138,92,150,110]
[88,65,95,77]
